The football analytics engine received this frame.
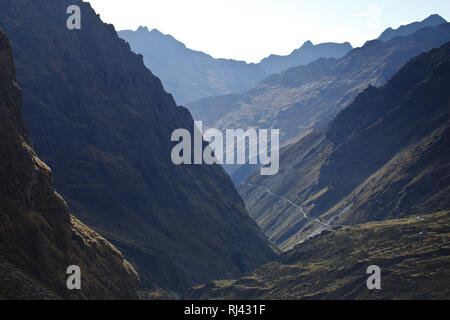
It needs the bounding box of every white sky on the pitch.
[86,0,450,63]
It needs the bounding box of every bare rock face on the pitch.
[0,28,139,300]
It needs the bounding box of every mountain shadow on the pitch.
[0,28,139,300]
[0,0,276,295]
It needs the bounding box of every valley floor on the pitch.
[185,211,450,300]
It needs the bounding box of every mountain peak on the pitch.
[135,26,166,36]
[301,40,314,48]
[424,14,447,24]
[136,25,149,32]
[378,14,447,41]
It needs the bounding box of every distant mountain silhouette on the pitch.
[119,28,354,105]
[378,14,447,41]
[118,27,267,104]
[259,40,353,75]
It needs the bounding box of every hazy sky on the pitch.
[86,0,450,63]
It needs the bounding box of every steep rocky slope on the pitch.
[0,29,139,300]
[259,40,352,75]
[378,14,446,41]
[186,211,450,300]
[0,0,275,294]
[240,41,450,251]
[188,23,450,178]
[118,27,267,105]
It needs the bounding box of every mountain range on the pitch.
[119,15,446,107]
[119,28,353,105]
[240,40,450,251]
[0,0,276,296]
[259,40,352,75]
[186,40,450,300]
[118,27,267,105]
[188,21,450,180]
[0,0,449,300]
[378,14,447,41]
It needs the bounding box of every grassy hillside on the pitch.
[186,211,450,300]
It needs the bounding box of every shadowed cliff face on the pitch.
[0,29,139,300]
[0,0,275,294]
[240,42,450,251]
